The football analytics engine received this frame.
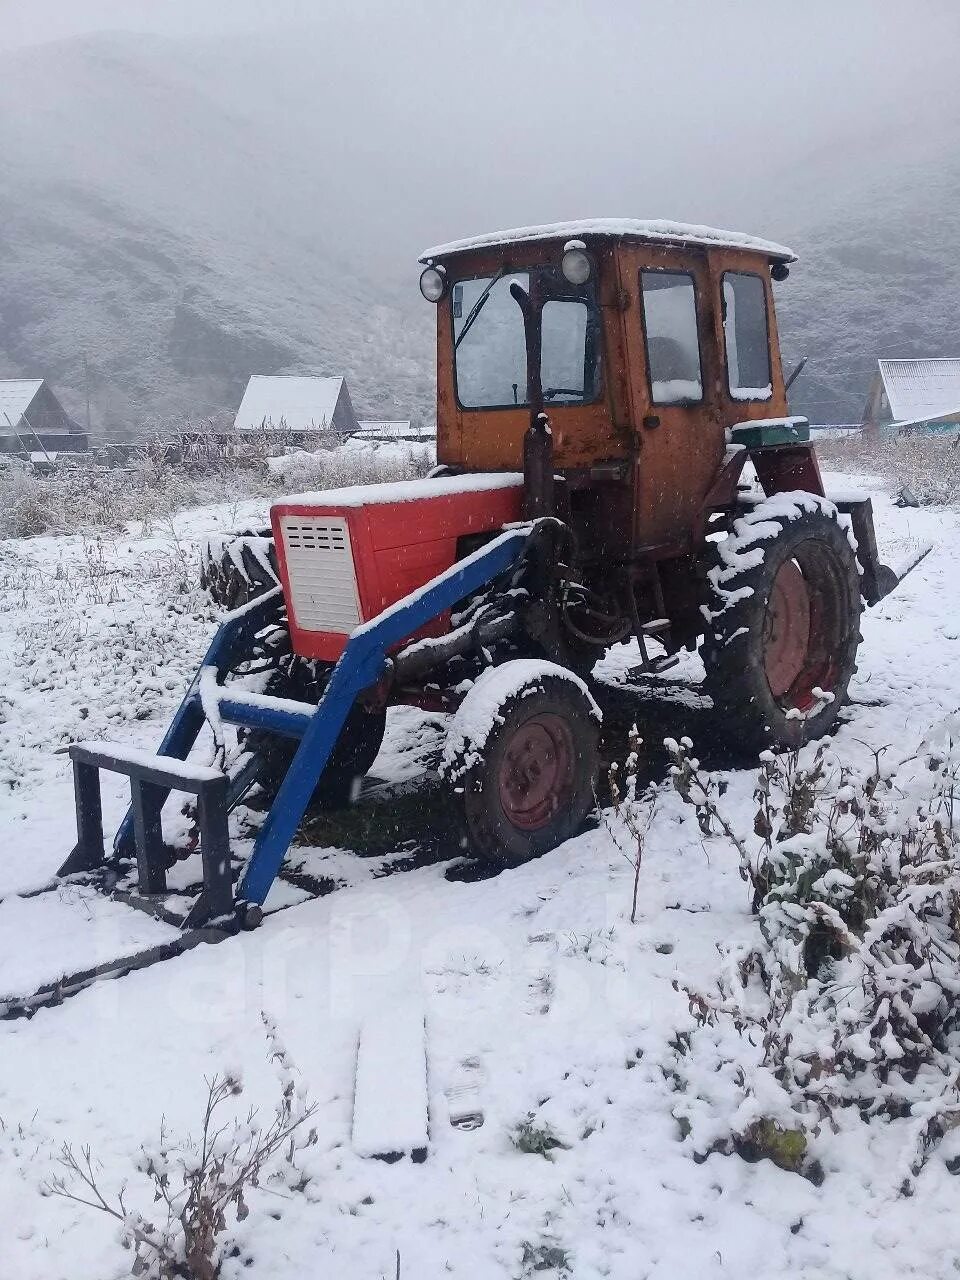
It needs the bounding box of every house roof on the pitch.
[234,375,344,431]
[878,359,960,427]
[0,379,43,429]
[421,219,796,264]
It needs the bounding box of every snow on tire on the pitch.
[442,659,601,863]
[200,528,279,610]
[701,492,862,751]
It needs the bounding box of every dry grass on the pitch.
[816,428,960,505]
[0,436,431,540]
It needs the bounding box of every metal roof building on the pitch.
[862,359,960,432]
[233,375,360,435]
[0,378,88,454]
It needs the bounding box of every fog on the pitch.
[4,0,959,273]
[1,0,958,429]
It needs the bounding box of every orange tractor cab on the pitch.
[196,218,904,870]
[59,213,912,942]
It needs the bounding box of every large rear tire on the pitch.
[442,660,601,863]
[701,496,861,751]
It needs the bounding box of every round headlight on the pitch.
[561,247,591,285]
[419,266,446,302]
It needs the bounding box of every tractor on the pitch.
[63,219,904,934]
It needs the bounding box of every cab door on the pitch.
[620,244,725,549]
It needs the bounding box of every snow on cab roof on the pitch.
[0,378,43,426]
[878,358,960,427]
[420,219,796,263]
[234,374,344,432]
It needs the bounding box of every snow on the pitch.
[652,377,702,402]
[0,890,179,1003]
[421,219,796,263]
[730,383,773,401]
[234,375,345,432]
[730,415,808,433]
[442,659,600,780]
[281,470,523,509]
[1,475,960,1278]
[73,740,225,783]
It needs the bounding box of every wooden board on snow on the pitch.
[351,998,428,1162]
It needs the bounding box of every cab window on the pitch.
[722,272,772,400]
[640,270,703,405]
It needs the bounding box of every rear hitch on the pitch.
[835,495,927,606]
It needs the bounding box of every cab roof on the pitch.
[420,218,796,265]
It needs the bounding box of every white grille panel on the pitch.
[280,515,361,633]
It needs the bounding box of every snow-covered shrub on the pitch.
[41,1015,317,1279]
[0,441,432,539]
[666,722,960,1186]
[603,724,659,923]
[269,441,429,491]
[0,463,50,537]
[510,1116,570,1160]
[817,429,960,505]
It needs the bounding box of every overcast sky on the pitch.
[2,0,959,270]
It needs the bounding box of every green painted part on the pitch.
[732,421,811,448]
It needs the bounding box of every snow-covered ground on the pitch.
[0,476,958,1279]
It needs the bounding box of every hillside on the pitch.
[1,31,959,435]
[774,147,960,424]
[0,33,433,437]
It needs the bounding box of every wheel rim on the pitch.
[762,542,846,713]
[498,714,575,831]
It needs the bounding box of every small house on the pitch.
[233,375,361,436]
[0,379,88,454]
[862,359,960,434]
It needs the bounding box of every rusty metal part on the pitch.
[763,559,811,698]
[750,443,826,498]
[834,495,892,606]
[497,713,574,831]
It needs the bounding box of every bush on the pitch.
[817,429,960,505]
[665,723,960,1187]
[0,439,432,540]
[41,1015,318,1279]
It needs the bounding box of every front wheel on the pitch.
[441,660,601,863]
[243,662,387,808]
[701,496,862,751]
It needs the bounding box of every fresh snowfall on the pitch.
[0,456,958,1280]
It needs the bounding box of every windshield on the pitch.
[451,266,601,409]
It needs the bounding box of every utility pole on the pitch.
[82,354,91,437]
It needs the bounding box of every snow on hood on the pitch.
[278,471,524,509]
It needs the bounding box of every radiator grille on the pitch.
[279,515,362,634]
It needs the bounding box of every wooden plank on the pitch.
[352,999,428,1162]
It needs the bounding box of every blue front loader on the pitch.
[60,527,531,927]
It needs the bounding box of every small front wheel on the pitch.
[442,660,601,863]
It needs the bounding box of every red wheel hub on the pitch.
[498,714,574,831]
[763,559,812,702]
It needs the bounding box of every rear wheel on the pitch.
[701,498,861,750]
[442,661,600,863]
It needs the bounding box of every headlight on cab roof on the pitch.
[419,265,447,302]
[561,243,591,285]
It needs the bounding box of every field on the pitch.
[0,451,959,1280]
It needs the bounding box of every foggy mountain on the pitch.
[1,23,958,436]
[0,32,435,436]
